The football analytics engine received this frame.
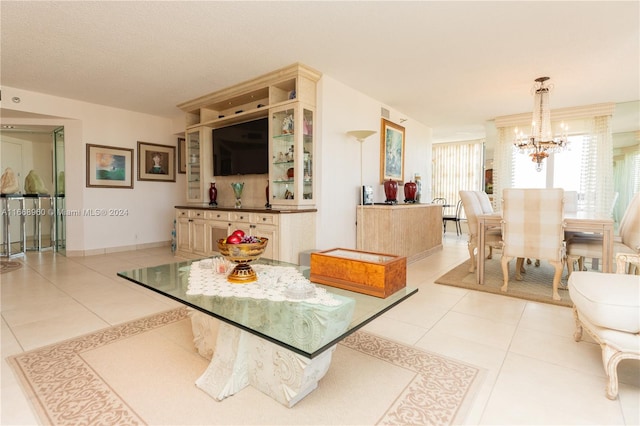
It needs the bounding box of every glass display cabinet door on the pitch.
[186,130,201,202]
[271,107,296,203]
[302,107,313,202]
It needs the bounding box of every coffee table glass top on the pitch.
[117,257,417,358]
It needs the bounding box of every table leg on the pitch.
[477,217,486,285]
[190,311,334,407]
[602,224,614,273]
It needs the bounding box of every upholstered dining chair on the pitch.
[566,192,640,276]
[473,190,500,259]
[500,188,565,300]
[459,190,502,273]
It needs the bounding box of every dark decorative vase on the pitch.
[404,181,417,203]
[265,180,271,209]
[384,180,398,204]
[209,182,217,206]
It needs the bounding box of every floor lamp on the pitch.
[347,130,377,251]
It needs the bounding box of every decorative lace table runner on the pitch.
[186,259,342,307]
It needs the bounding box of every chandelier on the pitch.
[513,77,568,172]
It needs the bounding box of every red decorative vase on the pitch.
[404,181,417,203]
[384,180,398,204]
[209,182,217,206]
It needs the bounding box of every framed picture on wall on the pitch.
[137,141,176,182]
[380,118,405,183]
[177,137,186,174]
[86,144,134,188]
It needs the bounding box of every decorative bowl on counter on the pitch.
[217,237,269,283]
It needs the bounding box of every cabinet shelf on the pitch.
[185,99,298,131]
[273,133,295,140]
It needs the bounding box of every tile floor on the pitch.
[1,235,638,425]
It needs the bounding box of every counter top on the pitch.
[364,203,440,209]
[175,205,317,214]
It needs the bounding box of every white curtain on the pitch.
[581,115,615,216]
[493,126,516,211]
[431,141,484,212]
[493,104,615,216]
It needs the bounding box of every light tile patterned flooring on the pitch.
[1,235,638,425]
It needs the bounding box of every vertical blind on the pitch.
[431,141,484,215]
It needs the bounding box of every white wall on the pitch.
[315,76,432,250]
[3,78,433,256]
[2,86,185,255]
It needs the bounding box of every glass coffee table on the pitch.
[118,257,417,407]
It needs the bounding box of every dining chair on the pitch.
[564,191,578,213]
[567,192,640,275]
[459,191,502,272]
[431,197,447,205]
[565,191,620,271]
[473,191,500,259]
[500,188,565,300]
[442,199,463,235]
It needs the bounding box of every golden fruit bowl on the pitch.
[217,237,268,284]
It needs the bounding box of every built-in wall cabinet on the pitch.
[175,63,321,263]
[177,63,320,209]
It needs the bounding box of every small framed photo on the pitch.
[137,141,176,182]
[177,137,186,174]
[86,144,134,189]
[380,118,405,183]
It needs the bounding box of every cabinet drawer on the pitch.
[205,211,229,221]
[190,210,205,220]
[229,212,251,223]
[252,213,279,226]
[176,209,191,218]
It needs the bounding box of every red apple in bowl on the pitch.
[226,234,242,244]
[231,229,245,238]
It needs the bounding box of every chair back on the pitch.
[459,190,482,237]
[454,199,463,218]
[619,192,640,251]
[474,191,494,214]
[564,191,578,213]
[432,197,446,205]
[501,188,565,261]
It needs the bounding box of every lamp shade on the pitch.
[347,130,377,142]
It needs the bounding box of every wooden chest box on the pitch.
[310,248,406,298]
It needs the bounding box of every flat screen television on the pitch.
[212,117,269,176]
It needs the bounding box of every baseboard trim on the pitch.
[66,241,171,257]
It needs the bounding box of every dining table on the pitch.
[476,211,614,285]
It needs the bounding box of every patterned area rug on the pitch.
[8,307,483,426]
[1,260,23,273]
[435,258,572,307]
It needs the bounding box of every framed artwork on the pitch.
[485,168,494,194]
[86,144,134,188]
[177,137,186,174]
[380,118,405,183]
[137,141,176,182]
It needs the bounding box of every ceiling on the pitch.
[1,1,638,142]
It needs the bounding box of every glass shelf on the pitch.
[186,129,202,202]
[270,104,314,206]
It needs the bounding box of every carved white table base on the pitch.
[189,309,335,407]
